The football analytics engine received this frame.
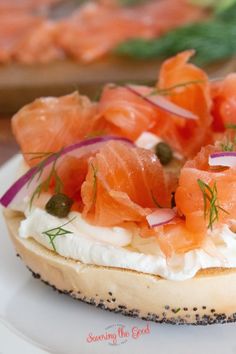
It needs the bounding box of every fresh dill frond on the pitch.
[115,11,236,66]
[119,0,147,6]
[85,130,106,138]
[91,163,98,207]
[151,190,162,208]
[226,123,236,130]
[42,217,76,252]
[221,139,235,151]
[148,80,205,96]
[221,126,236,151]
[24,151,54,161]
[28,150,64,208]
[197,179,228,230]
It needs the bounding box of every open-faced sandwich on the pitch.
[1,50,236,325]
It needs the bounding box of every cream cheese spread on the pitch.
[19,207,236,281]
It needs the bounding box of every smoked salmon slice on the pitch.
[0,0,59,14]
[98,85,167,141]
[81,140,171,226]
[152,50,213,158]
[0,14,43,63]
[56,2,154,63]
[211,74,236,132]
[175,145,236,233]
[12,92,99,166]
[156,219,205,257]
[13,21,63,64]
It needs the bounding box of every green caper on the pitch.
[155,142,173,165]
[45,193,73,218]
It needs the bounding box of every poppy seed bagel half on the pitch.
[4,208,236,325]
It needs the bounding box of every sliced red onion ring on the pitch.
[146,208,176,228]
[126,84,198,121]
[209,151,236,167]
[0,136,133,209]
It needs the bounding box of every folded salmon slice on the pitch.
[13,21,63,64]
[12,92,100,166]
[156,219,205,258]
[152,50,213,158]
[0,0,60,13]
[81,140,171,226]
[211,74,236,132]
[175,145,236,233]
[98,85,166,141]
[0,14,43,63]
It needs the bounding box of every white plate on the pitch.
[1,156,236,354]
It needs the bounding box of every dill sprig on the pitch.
[115,6,236,67]
[85,130,106,139]
[151,190,162,208]
[221,139,235,151]
[225,123,236,130]
[221,125,236,151]
[42,217,76,252]
[91,163,98,207]
[28,150,63,208]
[148,80,205,97]
[24,151,54,161]
[119,0,147,6]
[197,179,228,230]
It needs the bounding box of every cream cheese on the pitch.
[19,207,236,281]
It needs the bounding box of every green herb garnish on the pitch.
[115,3,236,66]
[85,130,106,138]
[148,80,205,96]
[119,0,148,6]
[24,151,54,161]
[221,139,235,151]
[91,163,98,207]
[226,123,236,130]
[42,217,76,252]
[197,179,228,230]
[28,150,63,209]
[151,190,162,208]
[221,125,236,151]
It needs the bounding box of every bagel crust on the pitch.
[4,208,236,325]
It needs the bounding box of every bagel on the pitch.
[4,208,236,325]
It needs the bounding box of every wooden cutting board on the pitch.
[0,57,236,114]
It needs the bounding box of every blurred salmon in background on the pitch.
[56,0,205,62]
[0,0,62,63]
[0,0,206,64]
[0,0,60,13]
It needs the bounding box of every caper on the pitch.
[45,193,73,218]
[155,142,173,165]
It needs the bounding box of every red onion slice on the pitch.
[126,84,198,121]
[0,136,132,209]
[209,151,236,167]
[146,208,176,228]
